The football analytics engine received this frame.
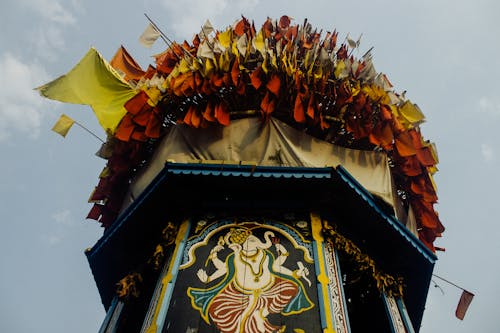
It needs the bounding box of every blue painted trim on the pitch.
[156,220,192,332]
[396,297,416,333]
[381,293,398,333]
[312,240,327,329]
[316,283,327,329]
[98,296,118,333]
[165,162,334,179]
[321,242,337,333]
[336,166,437,264]
[89,162,434,268]
[334,249,351,333]
[87,163,333,259]
[87,167,171,258]
[312,241,321,277]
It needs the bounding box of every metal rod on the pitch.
[144,13,194,61]
[73,121,105,143]
[432,274,468,292]
[144,13,173,47]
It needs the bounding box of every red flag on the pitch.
[455,290,474,320]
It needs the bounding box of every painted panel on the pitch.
[162,217,323,333]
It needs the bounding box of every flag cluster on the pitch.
[36,16,444,251]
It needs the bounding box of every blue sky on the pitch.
[1,0,499,332]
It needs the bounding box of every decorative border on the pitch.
[324,241,351,333]
[310,212,336,333]
[323,221,404,297]
[180,219,313,269]
[383,294,407,333]
[142,219,191,333]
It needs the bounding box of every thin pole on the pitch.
[199,25,215,52]
[432,274,467,292]
[74,121,105,143]
[144,13,194,61]
[144,13,172,47]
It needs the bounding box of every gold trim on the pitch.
[181,221,313,270]
[145,219,190,333]
[323,220,404,298]
[311,212,336,333]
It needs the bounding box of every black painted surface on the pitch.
[163,216,323,333]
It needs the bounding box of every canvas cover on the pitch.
[123,117,394,210]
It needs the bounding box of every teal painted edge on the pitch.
[323,242,338,333]
[396,297,416,333]
[98,296,118,333]
[381,293,398,333]
[155,220,192,332]
[140,252,174,332]
[312,240,327,329]
[334,249,351,333]
[336,166,437,264]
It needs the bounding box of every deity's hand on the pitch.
[297,261,311,287]
[197,269,209,283]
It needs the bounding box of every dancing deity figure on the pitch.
[188,227,313,333]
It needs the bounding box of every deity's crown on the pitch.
[228,228,251,245]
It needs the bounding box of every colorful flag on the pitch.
[200,19,214,38]
[36,47,136,133]
[455,290,474,320]
[51,114,75,137]
[139,23,161,48]
[399,100,426,126]
[110,45,145,82]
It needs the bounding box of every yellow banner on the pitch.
[36,47,136,133]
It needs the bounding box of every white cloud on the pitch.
[31,26,67,62]
[481,143,494,162]
[478,96,500,116]
[41,209,74,246]
[51,209,73,226]
[19,0,77,25]
[15,0,80,61]
[0,53,49,141]
[156,0,259,39]
[46,234,63,246]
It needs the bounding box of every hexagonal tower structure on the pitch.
[39,15,443,333]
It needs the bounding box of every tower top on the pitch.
[38,15,443,251]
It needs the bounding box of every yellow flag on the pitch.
[334,60,347,79]
[52,114,75,137]
[219,50,231,72]
[399,100,425,125]
[36,47,136,133]
[177,57,191,74]
[253,29,265,56]
[218,28,232,49]
[204,58,215,76]
[145,86,162,106]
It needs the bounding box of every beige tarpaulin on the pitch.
[123,117,394,209]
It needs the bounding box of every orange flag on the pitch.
[110,45,145,82]
[455,290,474,320]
